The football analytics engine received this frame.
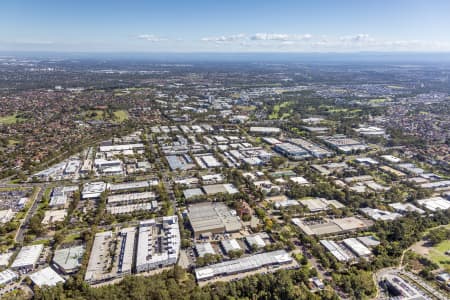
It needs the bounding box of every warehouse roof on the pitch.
[11,244,44,270]
[195,250,292,281]
[29,267,65,287]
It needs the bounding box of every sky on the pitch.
[1,0,450,53]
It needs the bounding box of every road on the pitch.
[15,184,47,243]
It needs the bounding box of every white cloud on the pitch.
[137,34,167,42]
[250,33,312,41]
[201,34,246,43]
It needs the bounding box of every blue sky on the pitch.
[1,0,450,52]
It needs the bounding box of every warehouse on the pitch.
[292,217,372,236]
[99,143,144,153]
[195,243,216,257]
[245,234,266,249]
[360,207,401,221]
[188,202,242,239]
[107,191,156,206]
[299,198,345,212]
[202,183,239,195]
[249,127,281,135]
[417,197,450,211]
[0,269,18,286]
[195,250,293,281]
[10,244,44,273]
[106,202,156,215]
[183,188,205,199]
[342,238,372,257]
[220,239,241,254]
[320,135,368,153]
[288,138,334,158]
[135,216,180,273]
[274,143,310,160]
[82,182,107,199]
[118,227,136,275]
[53,245,85,274]
[166,155,196,171]
[320,240,353,262]
[49,186,78,208]
[389,202,425,215]
[42,210,67,224]
[29,267,65,287]
[108,180,155,193]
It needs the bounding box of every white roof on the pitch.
[0,269,18,285]
[417,197,450,211]
[11,244,44,269]
[29,267,65,287]
[195,250,292,281]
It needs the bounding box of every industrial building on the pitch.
[220,239,241,254]
[29,267,65,287]
[188,202,242,239]
[273,143,311,160]
[0,269,18,286]
[94,159,123,175]
[360,207,402,221]
[106,202,157,215]
[107,191,156,206]
[42,209,67,224]
[108,180,157,193]
[245,234,266,249]
[49,185,78,208]
[135,216,180,273]
[10,244,44,273]
[292,217,372,236]
[118,227,136,275]
[166,155,196,171]
[288,138,334,158]
[249,127,281,135]
[82,182,107,199]
[99,143,144,153]
[53,245,85,274]
[195,243,216,257]
[320,240,353,262]
[389,202,425,215]
[202,183,239,195]
[321,238,372,262]
[417,197,450,211]
[299,198,345,212]
[320,135,368,153]
[195,250,294,281]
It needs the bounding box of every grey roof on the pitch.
[53,245,85,273]
[195,250,293,281]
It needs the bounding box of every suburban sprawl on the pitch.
[0,56,449,300]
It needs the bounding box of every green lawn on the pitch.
[429,240,450,268]
[113,110,129,122]
[0,114,26,124]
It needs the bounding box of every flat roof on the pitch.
[11,244,44,269]
[53,245,85,273]
[195,250,293,281]
[188,202,242,235]
[107,191,156,204]
[195,243,216,257]
[29,267,65,287]
[108,181,152,191]
[292,217,372,236]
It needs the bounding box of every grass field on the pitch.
[0,114,26,124]
[113,110,129,122]
[429,240,450,267]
